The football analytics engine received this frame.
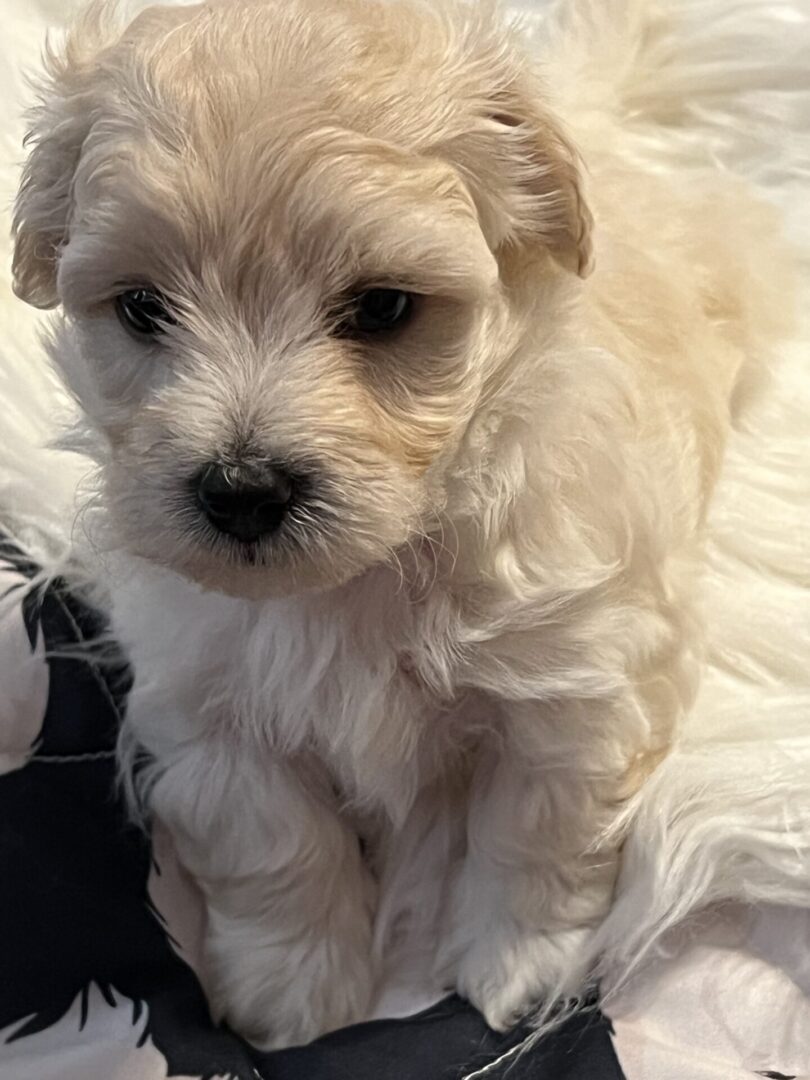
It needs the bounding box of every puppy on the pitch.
[12,0,794,1050]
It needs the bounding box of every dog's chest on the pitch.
[234,578,471,807]
[113,561,467,810]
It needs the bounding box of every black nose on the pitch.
[194,461,293,542]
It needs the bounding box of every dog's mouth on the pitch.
[134,459,411,597]
[234,541,269,568]
[167,463,351,584]
[192,493,319,570]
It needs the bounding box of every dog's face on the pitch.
[13,0,592,597]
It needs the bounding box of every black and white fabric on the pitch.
[0,536,626,1080]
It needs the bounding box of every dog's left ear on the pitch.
[444,88,594,279]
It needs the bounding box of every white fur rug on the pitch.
[1,1,810,1077]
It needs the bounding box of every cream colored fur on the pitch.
[4,0,810,1051]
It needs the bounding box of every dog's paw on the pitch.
[204,911,376,1049]
[455,922,592,1032]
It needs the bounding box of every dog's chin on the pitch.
[157,544,373,601]
[114,503,415,601]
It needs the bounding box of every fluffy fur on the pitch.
[4,0,810,1052]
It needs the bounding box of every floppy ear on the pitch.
[12,84,95,309]
[11,4,126,309]
[487,101,594,278]
[442,82,594,279]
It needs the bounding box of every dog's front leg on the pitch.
[442,696,643,1031]
[149,738,377,1049]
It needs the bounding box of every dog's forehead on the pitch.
[62,0,501,311]
[60,0,507,308]
[122,0,469,148]
[65,127,494,310]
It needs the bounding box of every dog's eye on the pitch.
[115,288,176,338]
[348,288,413,334]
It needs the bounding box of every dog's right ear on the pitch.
[13,88,90,309]
[12,5,126,309]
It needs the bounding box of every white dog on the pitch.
[11,0,798,1050]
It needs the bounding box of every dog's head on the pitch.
[13,0,592,597]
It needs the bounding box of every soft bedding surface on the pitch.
[1,1,810,1078]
